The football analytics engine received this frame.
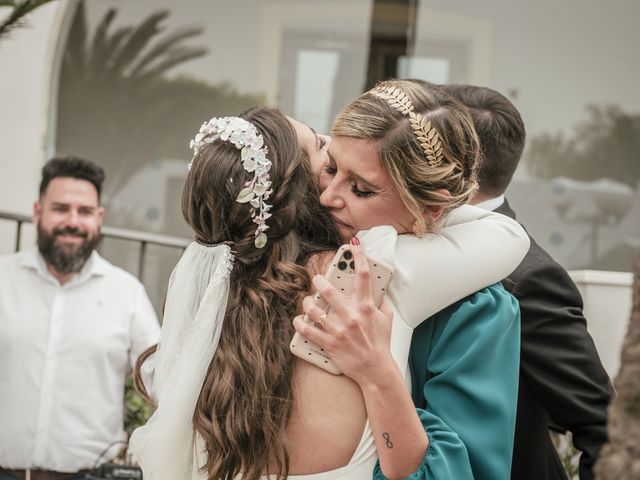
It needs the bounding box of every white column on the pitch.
[0,0,70,253]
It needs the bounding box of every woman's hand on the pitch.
[292,240,395,386]
[294,239,430,478]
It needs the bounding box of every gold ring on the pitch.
[313,313,328,329]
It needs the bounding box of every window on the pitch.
[54,0,640,274]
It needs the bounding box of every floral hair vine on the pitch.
[188,116,273,249]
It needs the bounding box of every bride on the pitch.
[131,84,528,480]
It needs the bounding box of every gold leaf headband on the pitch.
[370,85,444,167]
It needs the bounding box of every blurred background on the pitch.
[1,0,638,376]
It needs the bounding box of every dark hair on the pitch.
[142,107,340,480]
[439,84,526,197]
[39,156,105,199]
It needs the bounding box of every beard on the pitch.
[37,224,102,275]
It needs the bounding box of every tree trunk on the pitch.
[594,253,640,479]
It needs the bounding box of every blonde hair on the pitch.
[332,79,480,234]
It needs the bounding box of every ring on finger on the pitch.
[313,313,328,329]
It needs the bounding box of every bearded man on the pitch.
[0,157,160,480]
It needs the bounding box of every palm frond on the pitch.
[135,46,207,82]
[109,10,169,75]
[129,27,205,78]
[89,7,117,78]
[62,0,87,76]
[105,26,133,67]
[0,0,57,40]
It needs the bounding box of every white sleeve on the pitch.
[138,350,158,403]
[357,204,529,329]
[129,280,161,370]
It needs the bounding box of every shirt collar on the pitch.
[473,194,505,212]
[20,248,108,286]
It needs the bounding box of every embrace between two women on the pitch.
[130,79,530,480]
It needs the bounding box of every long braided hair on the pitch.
[136,107,340,479]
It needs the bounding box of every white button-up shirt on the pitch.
[473,194,505,212]
[0,248,160,472]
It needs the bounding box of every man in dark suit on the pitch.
[414,83,612,480]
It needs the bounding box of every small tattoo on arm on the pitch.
[382,432,393,448]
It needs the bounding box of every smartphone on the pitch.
[290,244,394,375]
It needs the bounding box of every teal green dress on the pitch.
[373,283,520,479]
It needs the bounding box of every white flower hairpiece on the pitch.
[188,116,273,249]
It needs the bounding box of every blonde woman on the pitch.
[294,79,524,480]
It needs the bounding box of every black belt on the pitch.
[0,468,90,480]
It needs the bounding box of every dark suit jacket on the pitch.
[495,199,612,480]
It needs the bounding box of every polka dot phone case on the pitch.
[290,244,394,375]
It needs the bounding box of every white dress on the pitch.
[131,205,529,479]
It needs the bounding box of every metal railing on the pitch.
[0,209,190,280]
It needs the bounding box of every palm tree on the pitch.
[56,1,261,209]
[61,1,207,87]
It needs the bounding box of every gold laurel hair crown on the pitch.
[370,85,444,167]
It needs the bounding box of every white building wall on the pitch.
[0,0,69,252]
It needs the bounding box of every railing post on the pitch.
[138,241,147,280]
[15,220,23,252]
